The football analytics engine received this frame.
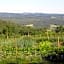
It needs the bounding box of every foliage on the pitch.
[0,20,64,63]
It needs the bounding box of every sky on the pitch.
[0,0,64,13]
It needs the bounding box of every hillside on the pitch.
[0,13,64,27]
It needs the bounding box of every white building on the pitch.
[50,24,59,30]
[25,24,34,27]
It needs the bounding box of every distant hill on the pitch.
[0,12,64,27]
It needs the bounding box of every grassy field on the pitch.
[0,35,64,64]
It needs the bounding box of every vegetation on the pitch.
[0,20,64,63]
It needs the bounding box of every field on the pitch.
[0,20,64,64]
[0,34,64,64]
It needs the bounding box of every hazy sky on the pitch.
[0,0,64,13]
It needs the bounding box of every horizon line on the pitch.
[0,12,64,14]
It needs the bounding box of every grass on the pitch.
[0,35,64,63]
